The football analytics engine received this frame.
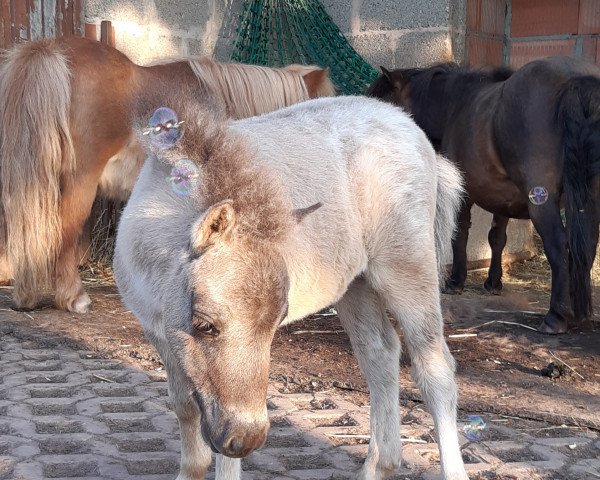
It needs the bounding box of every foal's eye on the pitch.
[193,319,218,336]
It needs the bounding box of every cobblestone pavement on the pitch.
[0,332,599,480]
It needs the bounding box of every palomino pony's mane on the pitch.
[187,58,334,119]
[148,104,294,242]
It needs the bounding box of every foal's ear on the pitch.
[192,200,236,253]
[380,66,404,87]
[292,202,322,223]
[380,66,392,81]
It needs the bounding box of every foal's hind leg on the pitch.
[484,214,509,294]
[335,277,401,479]
[369,259,467,480]
[443,198,473,294]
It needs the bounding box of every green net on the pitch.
[230,0,380,95]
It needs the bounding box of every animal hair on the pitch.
[0,39,74,305]
[188,58,333,119]
[140,96,294,242]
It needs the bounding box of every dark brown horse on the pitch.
[367,57,600,334]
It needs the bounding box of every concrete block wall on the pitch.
[84,0,467,66]
[84,0,534,266]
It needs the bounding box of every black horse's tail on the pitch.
[557,75,600,321]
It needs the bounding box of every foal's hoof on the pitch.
[537,316,568,335]
[68,293,92,314]
[483,279,502,295]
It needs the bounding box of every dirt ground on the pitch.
[0,253,598,441]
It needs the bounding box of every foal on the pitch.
[0,36,333,314]
[114,96,468,479]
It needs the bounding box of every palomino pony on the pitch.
[0,36,334,314]
[368,57,600,334]
[113,96,468,479]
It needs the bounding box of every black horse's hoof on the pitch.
[537,316,568,335]
[442,282,464,295]
[484,279,503,295]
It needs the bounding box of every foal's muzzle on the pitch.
[194,391,269,457]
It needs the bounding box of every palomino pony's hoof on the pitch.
[68,293,92,314]
[537,317,568,335]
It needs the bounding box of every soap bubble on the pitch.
[528,186,548,206]
[166,159,199,196]
[144,107,183,149]
[462,415,487,441]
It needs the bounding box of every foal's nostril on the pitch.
[223,435,247,457]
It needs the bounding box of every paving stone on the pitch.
[0,331,598,479]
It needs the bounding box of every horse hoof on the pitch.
[537,318,568,335]
[69,293,92,314]
[442,284,464,295]
[483,280,502,295]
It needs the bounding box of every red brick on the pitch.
[578,0,600,34]
[480,0,506,35]
[467,0,482,32]
[582,37,598,63]
[467,35,504,66]
[511,0,579,37]
[509,39,577,69]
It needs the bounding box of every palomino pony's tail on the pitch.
[188,58,334,119]
[434,154,465,281]
[557,75,600,321]
[0,39,74,308]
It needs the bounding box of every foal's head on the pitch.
[145,107,315,457]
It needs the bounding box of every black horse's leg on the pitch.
[529,200,573,334]
[484,214,510,294]
[443,198,473,294]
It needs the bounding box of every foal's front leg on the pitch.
[163,356,241,480]
[335,278,402,479]
[484,214,509,294]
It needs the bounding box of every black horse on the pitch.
[367,57,600,334]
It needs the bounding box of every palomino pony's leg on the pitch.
[484,214,510,294]
[335,277,402,479]
[528,197,573,333]
[443,198,474,294]
[368,258,467,480]
[54,172,100,313]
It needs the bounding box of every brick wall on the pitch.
[466,0,600,67]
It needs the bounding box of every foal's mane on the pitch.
[187,58,334,119]
[145,100,294,242]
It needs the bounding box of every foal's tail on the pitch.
[557,75,600,321]
[434,154,465,280]
[0,39,74,308]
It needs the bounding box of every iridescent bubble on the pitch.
[144,107,184,149]
[462,415,488,441]
[528,186,548,206]
[166,159,199,196]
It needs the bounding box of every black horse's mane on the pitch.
[406,63,512,110]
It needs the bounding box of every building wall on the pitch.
[83,0,534,266]
[84,0,466,66]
